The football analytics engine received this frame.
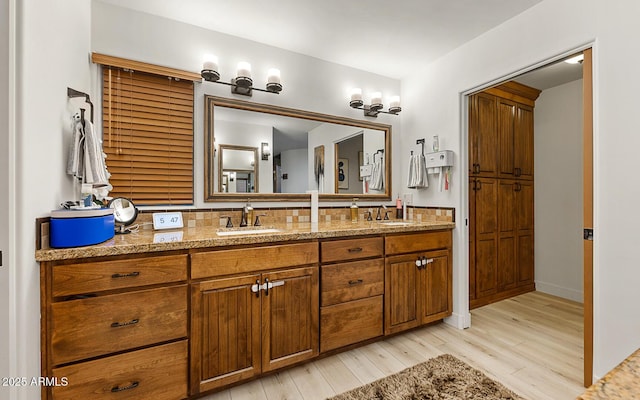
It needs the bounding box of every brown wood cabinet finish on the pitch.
[471,177,499,298]
[470,92,499,176]
[41,254,189,400]
[42,231,453,399]
[469,81,538,308]
[51,341,188,400]
[52,254,188,297]
[320,258,384,306]
[320,236,383,263]
[384,231,453,335]
[320,296,383,352]
[190,244,319,395]
[319,236,386,353]
[191,242,318,279]
[190,274,261,394]
[50,285,187,365]
[261,266,319,372]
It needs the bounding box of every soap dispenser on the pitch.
[350,198,359,223]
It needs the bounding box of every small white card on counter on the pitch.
[152,212,184,230]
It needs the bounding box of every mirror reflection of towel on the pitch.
[407,153,428,189]
[370,157,384,191]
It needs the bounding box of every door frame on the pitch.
[582,47,594,387]
[461,44,595,387]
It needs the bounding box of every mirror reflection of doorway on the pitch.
[334,133,363,195]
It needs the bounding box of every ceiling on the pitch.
[97,0,544,79]
[514,55,583,91]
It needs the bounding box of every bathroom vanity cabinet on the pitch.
[41,254,189,400]
[189,242,319,395]
[319,236,384,352]
[38,225,453,399]
[384,231,452,335]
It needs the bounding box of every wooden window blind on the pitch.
[101,66,194,205]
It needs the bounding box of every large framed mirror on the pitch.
[205,95,392,201]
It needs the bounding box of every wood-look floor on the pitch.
[201,291,584,400]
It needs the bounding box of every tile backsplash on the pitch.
[37,206,454,250]
[134,205,454,229]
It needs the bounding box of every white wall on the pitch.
[534,79,583,302]
[11,1,92,399]
[280,148,308,193]
[0,0,13,398]
[401,0,640,379]
[92,0,402,209]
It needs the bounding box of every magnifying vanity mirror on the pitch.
[108,197,138,234]
[205,96,392,202]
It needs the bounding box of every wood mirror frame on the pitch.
[204,95,392,202]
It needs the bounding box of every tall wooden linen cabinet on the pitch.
[469,81,541,309]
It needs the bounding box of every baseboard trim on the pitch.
[444,311,471,329]
[535,280,584,303]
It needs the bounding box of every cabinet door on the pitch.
[261,266,318,372]
[515,104,535,180]
[517,181,535,285]
[473,177,499,298]
[190,274,261,395]
[420,249,451,323]
[469,179,476,301]
[470,93,499,176]
[498,98,517,179]
[497,180,518,290]
[385,254,420,334]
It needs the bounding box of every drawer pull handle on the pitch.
[110,318,139,328]
[111,381,139,393]
[348,279,363,286]
[348,247,363,253]
[111,272,140,279]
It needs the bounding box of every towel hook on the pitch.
[374,149,384,162]
[67,87,94,123]
[416,139,425,155]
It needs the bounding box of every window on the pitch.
[99,58,195,205]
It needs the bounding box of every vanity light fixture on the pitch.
[349,88,401,117]
[261,142,271,160]
[201,54,282,96]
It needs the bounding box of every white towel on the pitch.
[67,114,112,192]
[369,157,384,191]
[407,154,428,189]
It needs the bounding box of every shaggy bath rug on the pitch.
[328,354,524,400]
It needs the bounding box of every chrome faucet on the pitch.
[375,205,390,220]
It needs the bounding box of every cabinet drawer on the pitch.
[385,230,452,255]
[51,285,187,365]
[321,296,383,352]
[191,242,318,279]
[321,259,383,306]
[52,255,187,297]
[51,340,187,400]
[321,237,383,263]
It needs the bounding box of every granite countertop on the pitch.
[578,348,640,399]
[35,220,455,262]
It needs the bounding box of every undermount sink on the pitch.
[216,228,282,236]
[377,221,416,226]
